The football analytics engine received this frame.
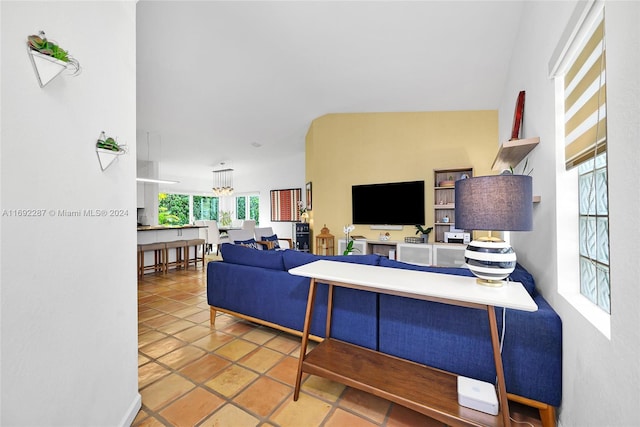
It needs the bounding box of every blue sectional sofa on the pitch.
[207,244,562,426]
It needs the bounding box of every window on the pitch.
[551,3,610,318]
[158,193,190,225]
[578,153,609,312]
[235,194,260,224]
[193,196,219,221]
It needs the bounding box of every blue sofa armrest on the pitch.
[378,293,562,407]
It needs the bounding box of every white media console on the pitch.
[336,239,466,268]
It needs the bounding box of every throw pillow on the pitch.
[261,234,280,250]
[235,238,260,250]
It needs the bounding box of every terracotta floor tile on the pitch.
[138,308,164,323]
[142,314,180,329]
[138,331,168,348]
[234,376,292,418]
[132,408,149,425]
[199,403,259,427]
[157,345,207,370]
[264,334,300,355]
[138,361,171,389]
[265,356,301,386]
[185,309,210,323]
[214,339,258,361]
[139,336,186,359]
[270,392,332,427]
[324,408,379,427]
[242,327,278,345]
[159,387,225,427]
[170,305,203,319]
[173,325,213,343]
[219,319,255,336]
[155,319,195,335]
[339,387,391,424]
[192,331,235,352]
[301,375,346,402]
[132,415,165,427]
[179,353,231,383]
[140,373,195,411]
[238,347,284,373]
[204,365,259,398]
[156,300,190,314]
[138,353,151,367]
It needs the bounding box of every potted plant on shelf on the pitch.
[343,224,358,255]
[415,225,433,243]
[27,31,81,77]
[96,131,126,153]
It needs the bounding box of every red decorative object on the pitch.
[510,91,526,140]
[270,188,302,222]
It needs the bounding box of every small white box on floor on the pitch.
[457,376,499,415]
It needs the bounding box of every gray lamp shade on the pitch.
[455,175,533,232]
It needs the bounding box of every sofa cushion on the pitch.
[234,238,262,250]
[260,234,280,250]
[378,257,536,296]
[282,249,380,270]
[220,243,285,270]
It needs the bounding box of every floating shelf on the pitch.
[492,136,540,171]
[28,49,68,88]
[96,147,126,171]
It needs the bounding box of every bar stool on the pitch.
[165,240,187,272]
[138,242,166,277]
[185,238,206,269]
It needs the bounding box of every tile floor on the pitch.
[134,260,543,427]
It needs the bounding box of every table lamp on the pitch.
[455,174,532,286]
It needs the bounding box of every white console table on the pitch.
[289,260,537,427]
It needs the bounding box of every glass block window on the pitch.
[578,153,610,313]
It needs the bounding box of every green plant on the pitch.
[414,225,433,236]
[220,210,233,227]
[27,32,80,75]
[343,224,360,255]
[97,131,124,152]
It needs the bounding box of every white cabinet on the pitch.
[432,243,466,268]
[396,243,433,266]
[337,239,368,255]
[396,243,466,267]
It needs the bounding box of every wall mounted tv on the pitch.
[352,180,425,226]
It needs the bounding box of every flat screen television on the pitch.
[352,180,425,225]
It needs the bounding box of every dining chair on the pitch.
[206,220,229,256]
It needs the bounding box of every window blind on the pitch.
[564,13,606,170]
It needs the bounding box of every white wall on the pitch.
[502,2,640,426]
[0,2,140,426]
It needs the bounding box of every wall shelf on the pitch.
[492,136,540,171]
[96,147,126,171]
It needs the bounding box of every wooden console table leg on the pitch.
[294,278,318,401]
[325,284,334,338]
[488,305,511,427]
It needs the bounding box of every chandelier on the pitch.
[212,167,234,196]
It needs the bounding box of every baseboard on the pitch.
[119,392,142,427]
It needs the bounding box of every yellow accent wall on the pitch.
[305,111,498,250]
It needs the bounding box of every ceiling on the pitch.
[136,1,525,193]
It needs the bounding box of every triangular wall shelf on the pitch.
[96,148,126,171]
[28,49,68,88]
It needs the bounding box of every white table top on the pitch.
[288,260,537,312]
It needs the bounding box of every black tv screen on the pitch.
[352,180,425,225]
